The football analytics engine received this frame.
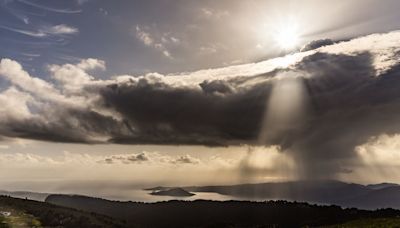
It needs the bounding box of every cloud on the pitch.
[48,58,105,92]
[0,87,34,121]
[1,31,400,179]
[76,58,105,71]
[0,58,127,143]
[0,58,59,98]
[18,0,82,14]
[300,39,335,51]
[1,1,31,24]
[172,155,201,164]
[135,25,174,58]
[99,152,200,165]
[135,25,154,46]
[0,25,46,37]
[200,8,229,19]
[103,152,150,164]
[42,24,79,35]
[0,24,79,38]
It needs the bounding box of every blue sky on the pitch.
[2,0,400,79]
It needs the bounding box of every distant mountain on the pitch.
[45,194,400,228]
[149,188,195,197]
[146,180,400,209]
[344,186,400,209]
[0,190,49,201]
[367,183,400,190]
[143,186,171,191]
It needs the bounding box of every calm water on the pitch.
[96,189,237,202]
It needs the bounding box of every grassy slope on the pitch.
[0,195,126,228]
[0,206,41,228]
[325,217,400,228]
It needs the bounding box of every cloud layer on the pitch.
[1,31,400,179]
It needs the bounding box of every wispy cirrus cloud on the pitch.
[18,0,82,14]
[41,24,79,35]
[0,24,46,37]
[0,24,78,38]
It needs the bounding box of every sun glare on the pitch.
[275,25,300,50]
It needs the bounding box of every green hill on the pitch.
[0,195,126,228]
[46,194,400,227]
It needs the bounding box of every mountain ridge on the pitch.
[148,180,400,209]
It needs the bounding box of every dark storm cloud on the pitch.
[0,107,127,143]
[100,76,269,146]
[99,39,400,178]
[1,31,400,178]
[300,39,335,52]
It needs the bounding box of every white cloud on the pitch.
[100,152,202,165]
[0,59,60,99]
[0,87,34,121]
[136,25,154,46]
[343,134,400,183]
[77,58,106,71]
[103,152,150,164]
[42,24,79,35]
[19,0,82,14]
[0,25,46,37]
[0,24,79,38]
[356,134,400,166]
[0,58,121,143]
[135,25,174,58]
[317,31,400,75]
[47,58,105,88]
[172,155,201,164]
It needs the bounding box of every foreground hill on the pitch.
[45,194,400,227]
[0,196,126,228]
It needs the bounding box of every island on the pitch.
[149,188,195,197]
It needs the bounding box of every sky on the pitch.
[2,0,400,198]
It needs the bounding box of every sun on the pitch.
[275,25,300,50]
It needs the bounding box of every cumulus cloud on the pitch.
[98,151,203,165]
[172,155,201,164]
[103,152,150,164]
[48,58,105,92]
[0,58,127,143]
[100,152,201,165]
[1,31,400,179]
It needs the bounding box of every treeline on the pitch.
[46,194,400,227]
